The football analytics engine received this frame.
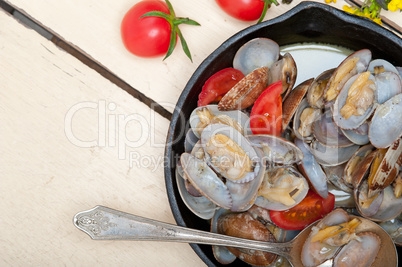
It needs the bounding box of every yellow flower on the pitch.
[388,0,402,11]
[343,5,358,14]
[342,5,382,25]
[325,0,337,3]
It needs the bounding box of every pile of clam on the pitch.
[176,37,402,266]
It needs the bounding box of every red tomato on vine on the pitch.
[121,0,200,61]
[215,0,279,23]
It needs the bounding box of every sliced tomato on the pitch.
[250,81,282,136]
[197,68,244,107]
[270,190,335,230]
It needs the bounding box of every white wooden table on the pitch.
[1,0,401,266]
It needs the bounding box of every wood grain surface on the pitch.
[0,9,202,266]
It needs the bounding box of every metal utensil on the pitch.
[73,206,397,267]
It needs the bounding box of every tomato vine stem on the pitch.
[257,0,279,24]
[140,0,200,62]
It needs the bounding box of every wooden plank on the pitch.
[0,9,203,266]
[7,0,401,112]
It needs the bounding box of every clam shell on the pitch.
[343,144,375,188]
[175,162,216,219]
[301,208,349,267]
[282,78,313,130]
[226,147,265,212]
[397,66,402,77]
[201,123,259,183]
[354,179,384,218]
[327,182,355,208]
[375,71,402,104]
[368,59,401,76]
[307,68,335,108]
[323,49,372,107]
[267,52,298,100]
[189,105,251,138]
[295,138,328,199]
[310,139,360,167]
[379,216,402,246]
[180,153,232,210]
[233,38,279,75]
[322,163,353,193]
[293,98,321,142]
[368,138,402,196]
[246,134,304,165]
[369,94,402,148]
[351,150,377,189]
[367,185,402,222]
[211,208,236,265]
[254,167,309,211]
[217,212,278,266]
[340,127,370,145]
[332,73,377,130]
[184,129,199,152]
[353,122,369,135]
[333,232,381,267]
[313,109,355,147]
[218,67,269,111]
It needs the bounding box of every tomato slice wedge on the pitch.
[270,190,335,230]
[197,68,244,107]
[250,81,283,136]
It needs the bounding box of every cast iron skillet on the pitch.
[164,1,402,266]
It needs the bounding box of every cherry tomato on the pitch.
[197,68,245,107]
[121,0,200,61]
[121,1,172,58]
[250,81,282,136]
[215,0,277,22]
[270,191,335,230]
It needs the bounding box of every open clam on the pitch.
[282,78,313,131]
[333,232,381,267]
[332,72,377,130]
[301,208,386,267]
[181,152,233,210]
[343,144,375,188]
[200,124,259,183]
[255,167,309,211]
[323,49,371,107]
[246,134,304,166]
[181,123,266,212]
[189,105,251,138]
[175,162,216,219]
[301,208,350,266]
[293,98,321,142]
[307,68,334,109]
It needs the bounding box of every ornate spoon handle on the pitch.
[73,206,292,257]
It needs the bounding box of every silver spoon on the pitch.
[73,206,397,267]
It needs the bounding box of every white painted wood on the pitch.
[6,0,401,112]
[0,9,203,266]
